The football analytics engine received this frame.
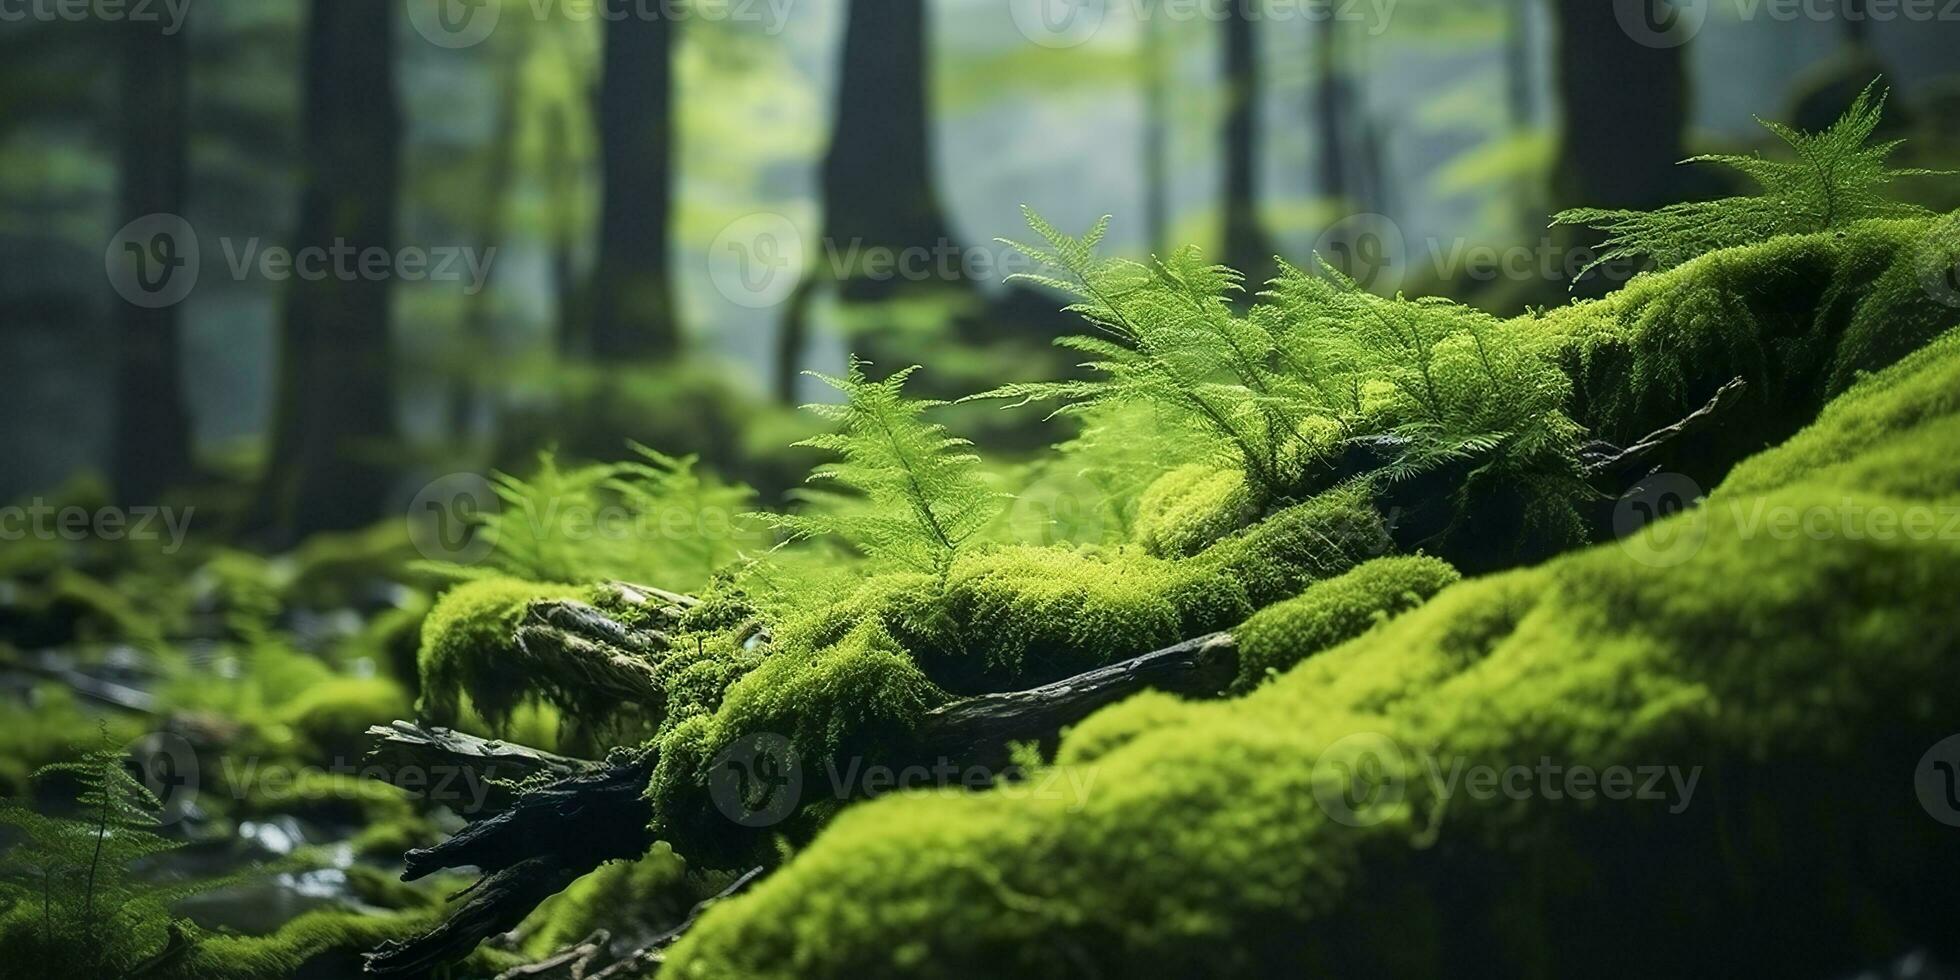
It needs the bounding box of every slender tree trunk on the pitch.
[111,15,194,504]
[774,0,966,402]
[1141,4,1169,255]
[1505,0,1538,236]
[590,5,679,360]
[255,0,401,540]
[1312,15,1349,204]
[451,60,522,439]
[1548,0,1689,218]
[1221,1,1275,284]
[546,100,586,359]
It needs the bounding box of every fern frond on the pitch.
[1553,80,1945,280]
[765,358,1008,574]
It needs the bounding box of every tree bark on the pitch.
[590,4,680,360]
[254,0,401,540]
[775,0,968,401]
[1547,0,1693,290]
[111,14,194,504]
[1221,2,1276,285]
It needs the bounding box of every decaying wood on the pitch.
[492,929,609,980]
[1581,376,1748,482]
[364,721,590,815]
[364,629,1240,975]
[910,632,1238,772]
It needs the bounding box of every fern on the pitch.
[765,359,1008,575]
[977,209,1585,520]
[972,208,1312,498]
[1554,80,1946,280]
[423,448,757,591]
[0,729,212,974]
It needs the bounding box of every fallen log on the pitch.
[363,629,1241,975]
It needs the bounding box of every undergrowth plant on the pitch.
[975,207,1587,538]
[0,730,211,975]
[428,445,757,592]
[762,360,1009,576]
[1553,80,1948,279]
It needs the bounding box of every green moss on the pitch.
[663,329,1960,979]
[522,843,693,956]
[152,906,523,980]
[1131,464,1259,558]
[1543,216,1956,483]
[416,576,591,727]
[1231,555,1460,693]
[273,676,410,762]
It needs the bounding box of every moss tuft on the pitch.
[416,577,590,727]
[1231,555,1460,693]
[1131,464,1259,557]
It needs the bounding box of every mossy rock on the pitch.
[662,329,1960,979]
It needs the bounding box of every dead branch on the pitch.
[585,868,766,980]
[364,721,591,815]
[1581,376,1749,482]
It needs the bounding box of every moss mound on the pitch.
[662,329,1960,979]
[416,577,592,727]
[1231,555,1460,693]
[1544,216,1957,484]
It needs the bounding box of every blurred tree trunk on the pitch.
[254,0,401,540]
[775,0,965,402]
[450,59,522,439]
[589,7,679,360]
[111,16,194,504]
[1505,0,1540,236]
[1547,0,1691,251]
[548,100,587,359]
[1141,6,1169,254]
[1221,1,1275,284]
[1312,16,1349,205]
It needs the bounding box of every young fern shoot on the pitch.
[1553,80,1946,280]
[765,359,1007,575]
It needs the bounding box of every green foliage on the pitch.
[767,360,1009,575]
[976,209,1589,544]
[432,446,758,594]
[662,328,1960,980]
[0,731,205,975]
[1554,81,1946,279]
